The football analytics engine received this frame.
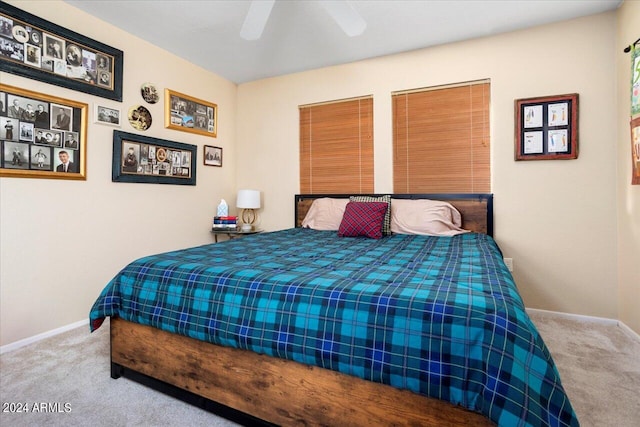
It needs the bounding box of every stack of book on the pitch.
[212,216,238,230]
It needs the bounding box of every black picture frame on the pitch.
[515,93,578,161]
[0,83,87,180]
[112,130,197,185]
[0,1,124,102]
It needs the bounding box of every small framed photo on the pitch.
[515,93,578,161]
[94,104,121,127]
[165,89,217,138]
[204,145,222,167]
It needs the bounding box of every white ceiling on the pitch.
[64,0,621,84]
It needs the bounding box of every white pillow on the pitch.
[301,198,350,231]
[390,199,469,236]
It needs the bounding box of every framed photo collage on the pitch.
[0,1,123,101]
[0,84,86,179]
[515,93,578,161]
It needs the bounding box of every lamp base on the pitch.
[241,208,257,226]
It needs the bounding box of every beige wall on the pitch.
[0,1,238,346]
[2,2,636,348]
[238,12,621,321]
[616,1,640,334]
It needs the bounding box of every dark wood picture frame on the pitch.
[0,83,87,180]
[0,1,124,102]
[165,89,217,138]
[515,93,578,161]
[203,145,222,167]
[112,130,197,185]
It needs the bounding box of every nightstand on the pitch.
[210,228,262,243]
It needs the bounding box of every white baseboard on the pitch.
[0,318,88,355]
[526,307,618,325]
[526,308,640,342]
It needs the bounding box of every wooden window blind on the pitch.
[392,80,490,193]
[300,96,373,194]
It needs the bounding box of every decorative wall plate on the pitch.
[127,105,152,131]
[141,83,159,104]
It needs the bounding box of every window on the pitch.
[392,80,490,193]
[300,96,373,194]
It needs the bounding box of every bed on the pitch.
[90,193,579,426]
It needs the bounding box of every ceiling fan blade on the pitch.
[321,1,366,37]
[240,0,276,41]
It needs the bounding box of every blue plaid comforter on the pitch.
[90,228,578,426]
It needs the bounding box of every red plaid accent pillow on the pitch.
[350,195,391,235]
[338,202,388,239]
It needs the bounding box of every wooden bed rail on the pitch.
[111,317,494,426]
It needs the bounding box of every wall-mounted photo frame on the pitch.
[0,2,124,101]
[515,93,578,161]
[165,89,217,138]
[112,130,197,185]
[631,45,640,116]
[0,83,87,180]
[631,116,640,185]
[94,104,121,127]
[203,145,222,167]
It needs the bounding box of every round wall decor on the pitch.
[141,83,159,104]
[127,105,152,131]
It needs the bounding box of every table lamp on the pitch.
[236,189,261,231]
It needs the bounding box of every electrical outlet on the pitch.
[504,257,514,272]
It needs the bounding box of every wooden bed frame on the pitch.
[110,193,495,426]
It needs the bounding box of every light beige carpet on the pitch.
[1,312,638,426]
[0,319,237,427]
[526,310,640,427]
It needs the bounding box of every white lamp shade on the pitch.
[236,189,261,209]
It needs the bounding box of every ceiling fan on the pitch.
[240,0,367,41]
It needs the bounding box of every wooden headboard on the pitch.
[295,193,494,236]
